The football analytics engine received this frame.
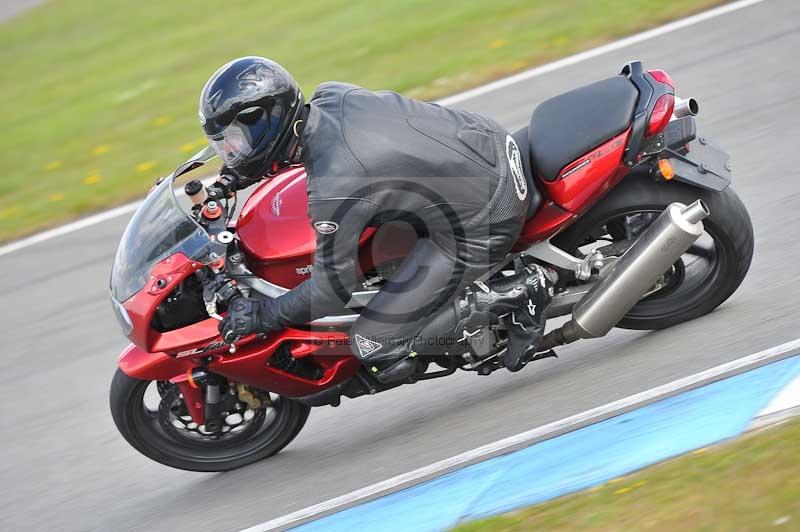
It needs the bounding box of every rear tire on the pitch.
[110,369,310,472]
[552,176,753,330]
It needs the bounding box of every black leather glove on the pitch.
[206,168,235,202]
[208,166,264,201]
[218,296,282,344]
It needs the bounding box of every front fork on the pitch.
[170,372,206,425]
[118,344,234,429]
[170,368,229,431]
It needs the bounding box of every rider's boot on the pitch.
[455,275,531,337]
[371,264,554,383]
[453,263,554,371]
[500,264,554,372]
[456,263,553,331]
[351,331,422,385]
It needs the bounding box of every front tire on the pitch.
[110,369,310,472]
[553,176,754,330]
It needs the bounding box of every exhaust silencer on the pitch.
[541,200,709,349]
[673,97,699,118]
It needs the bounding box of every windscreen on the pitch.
[110,175,213,302]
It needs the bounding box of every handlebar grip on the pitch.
[207,172,237,201]
[216,280,242,305]
[220,291,246,346]
[206,183,228,201]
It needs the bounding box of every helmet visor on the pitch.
[207,105,280,167]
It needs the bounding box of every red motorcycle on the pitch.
[109,62,753,471]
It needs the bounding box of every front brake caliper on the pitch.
[236,383,263,410]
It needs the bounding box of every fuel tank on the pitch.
[236,167,318,288]
[236,166,415,288]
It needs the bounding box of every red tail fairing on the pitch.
[542,129,631,213]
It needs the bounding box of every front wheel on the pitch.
[552,176,754,330]
[110,369,310,472]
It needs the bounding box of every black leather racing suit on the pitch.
[265,83,531,365]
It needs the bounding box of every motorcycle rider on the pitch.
[201,56,552,383]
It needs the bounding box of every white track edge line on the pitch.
[758,374,800,417]
[0,0,769,259]
[0,174,221,258]
[0,201,141,258]
[436,0,768,106]
[241,336,800,532]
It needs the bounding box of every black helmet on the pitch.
[199,56,303,179]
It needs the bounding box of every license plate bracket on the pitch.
[666,137,731,191]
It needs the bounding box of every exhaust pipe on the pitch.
[673,97,699,118]
[541,200,709,349]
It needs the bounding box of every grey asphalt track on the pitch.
[2,1,799,531]
[0,0,43,22]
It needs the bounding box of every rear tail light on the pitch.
[646,94,675,137]
[648,69,674,88]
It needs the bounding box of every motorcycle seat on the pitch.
[529,75,638,182]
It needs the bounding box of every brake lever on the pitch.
[206,275,244,354]
[205,297,223,321]
[202,291,238,353]
[199,270,224,318]
[196,268,237,352]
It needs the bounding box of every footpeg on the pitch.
[370,355,419,385]
[529,349,558,362]
[502,345,558,372]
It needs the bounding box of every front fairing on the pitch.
[109,148,220,345]
[110,147,220,305]
[110,174,214,304]
[119,251,218,352]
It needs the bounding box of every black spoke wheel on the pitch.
[552,176,753,330]
[156,383,268,447]
[110,370,310,472]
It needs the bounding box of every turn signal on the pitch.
[658,159,675,180]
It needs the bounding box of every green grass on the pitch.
[0,0,725,242]
[454,418,800,531]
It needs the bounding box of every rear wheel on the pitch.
[552,176,753,330]
[110,369,310,472]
